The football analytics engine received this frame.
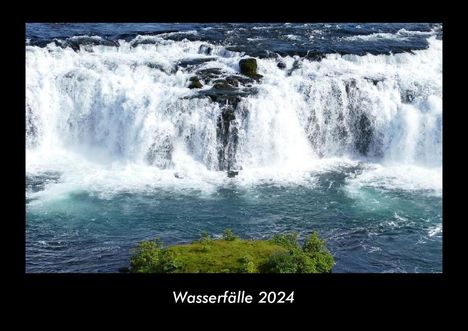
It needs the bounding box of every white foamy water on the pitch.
[26,35,442,200]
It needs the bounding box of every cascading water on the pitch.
[25,23,442,273]
[26,36,442,177]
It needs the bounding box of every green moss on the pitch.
[130,231,334,273]
[239,58,258,77]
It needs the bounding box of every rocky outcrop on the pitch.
[195,68,224,83]
[217,106,239,171]
[198,85,257,107]
[239,58,263,81]
[178,57,216,69]
[188,76,203,89]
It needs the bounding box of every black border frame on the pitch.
[10,6,454,310]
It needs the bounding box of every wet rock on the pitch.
[246,73,263,82]
[177,57,216,68]
[345,79,358,95]
[217,106,239,171]
[225,75,254,87]
[277,61,286,69]
[364,77,384,86]
[195,68,224,83]
[221,106,236,123]
[287,59,302,76]
[227,170,239,178]
[199,44,213,55]
[355,114,373,156]
[174,172,183,179]
[239,58,262,80]
[213,79,236,90]
[305,52,325,62]
[188,76,203,89]
[198,86,257,106]
[130,39,159,47]
[145,62,174,74]
[59,37,120,52]
[403,90,416,103]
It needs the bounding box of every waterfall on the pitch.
[26,35,442,192]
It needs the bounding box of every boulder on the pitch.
[188,76,203,89]
[277,61,286,69]
[239,58,262,80]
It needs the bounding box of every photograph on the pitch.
[25,22,442,275]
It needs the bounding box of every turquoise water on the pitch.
[26,165,442,273]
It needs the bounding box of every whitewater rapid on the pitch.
[26,34,442,201]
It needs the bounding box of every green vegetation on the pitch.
[129,230,334,273]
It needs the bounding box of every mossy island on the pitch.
[128,230,334,273]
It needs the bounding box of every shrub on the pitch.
[198,231,213,246]
[130,238,163,273]
[238,254,257,273]
[264,232,334,273]
[222,228,238,241]
[303,232,334,272]
[265,251,298,273]
[303,232,326,254]
[271,232,299,250]
[158,250,184,273]
[312,252,335,273]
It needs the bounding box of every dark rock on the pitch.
[345,79,357,95]
[118,267,130,273]
[198,86,257,106]
[199,45,213,55]
[221,106,236,123]
[174,172,183,179]
[277,61,286,69]
[178,57,216,68]
[217,106,239,171]
[403,90,416,103]
[195,68,224,83]
[227,170,239,178]
[213,80,236,90]
[130,39,159,47]
[225,75,254,87]
[287,59,302,76]
[60,37,120,52]
[305,52,326,62]
[355,114,373,156]
[188,76,203,89]
[146,62,162,70]
[239,58,260,79]
[250,73,263,82]
[364,77,384,86]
